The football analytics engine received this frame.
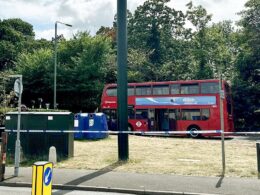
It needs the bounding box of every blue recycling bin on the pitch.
[74,113,108,140]
[74,113,89,139]
[85,113,108,139]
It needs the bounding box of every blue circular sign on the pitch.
[44,167,52,186]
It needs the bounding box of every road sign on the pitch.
[14,78,23,97]
[44,167,52,186]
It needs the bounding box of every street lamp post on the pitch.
[54,21,72,109]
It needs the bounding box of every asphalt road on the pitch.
[0,186,134,195]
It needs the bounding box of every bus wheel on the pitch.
[188,126,201,138]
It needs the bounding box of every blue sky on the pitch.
[0,0,247,40]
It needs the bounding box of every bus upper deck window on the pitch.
[180,84,199,94]
[170,84,180,94]
[201,82,219,94]
[136,86,152,96]
[153,85,169,95]
[128,87,135,96]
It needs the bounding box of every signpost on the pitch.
[219,73,226,175]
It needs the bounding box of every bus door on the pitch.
[103,109,117,131]
[155,109,170,131]
[169,109,177,131]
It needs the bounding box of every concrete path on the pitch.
[1,167,260,195]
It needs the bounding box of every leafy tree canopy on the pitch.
[0,18,35,71]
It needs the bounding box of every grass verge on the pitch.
[55,135,258,178]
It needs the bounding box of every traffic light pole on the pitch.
[117,0,129,161]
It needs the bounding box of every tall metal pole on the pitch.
[219,73,226,175]
[117,0,129,161]
[54,22,58,109]
[14,75,22,176]
[53,21,72,109]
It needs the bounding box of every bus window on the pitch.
[176,109,181,120]
[201,82,219,94]
[169,109,176,120]
[136,109,148,119]
[128,108,135,119]
[182,109,201,120]
[107,87,117,96]
[153,85,169,95]
[136,86,152,96]
[128,87,135,96]
[170,84,180,94]
[201,109,210,120]
[180,84,199,94]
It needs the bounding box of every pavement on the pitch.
[0,167,260,195]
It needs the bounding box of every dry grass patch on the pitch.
[56,135,258,178]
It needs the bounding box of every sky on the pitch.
[0,0,248,40]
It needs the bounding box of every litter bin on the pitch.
[85,113,108,139]
[5,112,74,159]
[74,113,89,139]
[74,113,108,140]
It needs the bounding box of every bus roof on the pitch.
[104,79,227,88]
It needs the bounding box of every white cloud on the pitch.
[0,0,248,40]
[168,0,247,24]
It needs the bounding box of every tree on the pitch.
[186,2,213,79]
[128,0,186,81]
[96,26,116,48]
[15,48,53,108]
[232,0,260,129]
[206,21,238,80]
[53,32,112,111]
[14,33,112,112]
[0,18,35,71]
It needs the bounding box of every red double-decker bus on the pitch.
[101,79,234,137]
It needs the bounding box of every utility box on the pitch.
[5,112,74,160]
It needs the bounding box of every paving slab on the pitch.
[1,167,260,195]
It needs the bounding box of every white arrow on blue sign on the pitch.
[44,167,52,186]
